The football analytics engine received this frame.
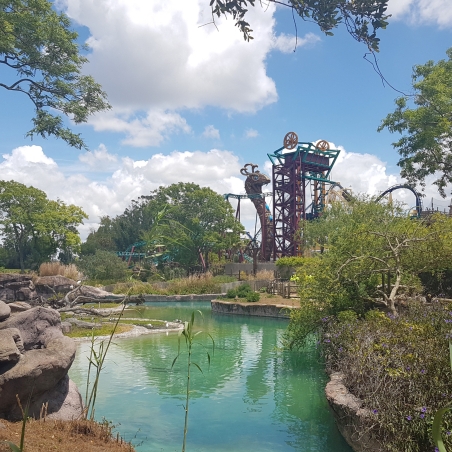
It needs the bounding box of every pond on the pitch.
[69,302,352,452]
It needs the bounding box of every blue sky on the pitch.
[0,0,451,238]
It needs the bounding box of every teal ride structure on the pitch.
[268,132,340,258]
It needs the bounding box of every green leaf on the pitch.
[192,362,204,374]
[3,441,21,452]
[432,405,452,452]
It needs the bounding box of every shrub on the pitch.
[226,288,237,298]
[39,262,81,280]
[321,302,452,452]
[246,291,260,302]
[76,251,129,282]
[236,284,252,298]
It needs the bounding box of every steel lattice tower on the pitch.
[268,139,340,258]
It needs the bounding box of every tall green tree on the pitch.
[0,0,110,149]
[0,180,87,271]
[83,182,244,270]
[379,47,452,196]
[209,0,390,51]
[285,197,452,348]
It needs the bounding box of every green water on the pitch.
[69,302,352,452]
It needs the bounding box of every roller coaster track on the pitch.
[326,183,423,217]
[375,184,423,217]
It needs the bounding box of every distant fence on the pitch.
[224,263,277,279]
[268,279,300,299]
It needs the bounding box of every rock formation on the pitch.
[0,301,83,421]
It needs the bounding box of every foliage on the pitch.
[245,291,260,302]
[39,261,81,280]
[76,250,129,281]
[321,301,452,452]
[209,0,389,51]
[112,273,226,296]
[172,311,214,452]
[275,256,307,267]
[379,47,452,197]
[84,302,127,420]
[0,0,110,149]
[285,198,452,348]
[83,183,244,271]
[0,180,87,271]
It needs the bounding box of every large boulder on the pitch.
[0,328,23,367]
[0,301,10,321]
[0,274,37,302]
[34,276,78,296]
[0,306,81,421]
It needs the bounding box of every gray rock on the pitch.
[0,301,11,321]
[325,372,383,452]
[34,276,77,296]
[8,302,32,313]
[66,317,97,329]
[61,321,72,334]
[0,328,23,365]
[25,375,83,421]
[0,335,76,420]
[0,307,62,349]
[0,274,37,302]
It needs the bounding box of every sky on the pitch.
[0,0,451,241]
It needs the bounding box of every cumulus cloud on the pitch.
[78,144,118,170]
[202,125,220,139]
[245,128,259,138]
[272,32,321,54]
[62,0,278,115]
[89,109,192,147]
[2,144,450,241]
[387,0,452,27]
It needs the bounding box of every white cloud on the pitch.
[89,109,192,147]
[62,0,278,115]
[387,0,452,27]
[202,125,220,139]
[272,32,321,54]
[245,128,259,138]
[78,144,118,170]
[3,144,451,242]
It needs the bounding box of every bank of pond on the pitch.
[69,301,352,452]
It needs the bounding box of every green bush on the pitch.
[76,251,129,281]
[246,291,260,302]
[226,288,237,298]
[236,284,252,298]
[321,302,452,452]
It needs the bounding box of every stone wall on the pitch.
[325,373,383,452]
[211,300,292,318]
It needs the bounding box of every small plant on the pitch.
[172,311,214,452]
[84,301,127,420]
[236,284,251,298]
[3,395,29,452]
[246,291,260,302]
[226,288,237,298]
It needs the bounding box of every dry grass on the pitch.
[241,269,275,281]
[39,262,81,280]
[0,418,135,452]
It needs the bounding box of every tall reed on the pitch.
[172,311,214,452]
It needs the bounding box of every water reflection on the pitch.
[69,302,352,452]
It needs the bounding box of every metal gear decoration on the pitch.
[316,140,330,151]
[283,132,298,150]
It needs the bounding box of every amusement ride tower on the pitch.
[268,132,340,258]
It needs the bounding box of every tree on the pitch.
[0,0,110,149]
[143,183,244,270]
[379,47,452,197]
[285,197,452,348]
[0,180,87,271]
[83,182,244,271]
[209,0,390,51]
